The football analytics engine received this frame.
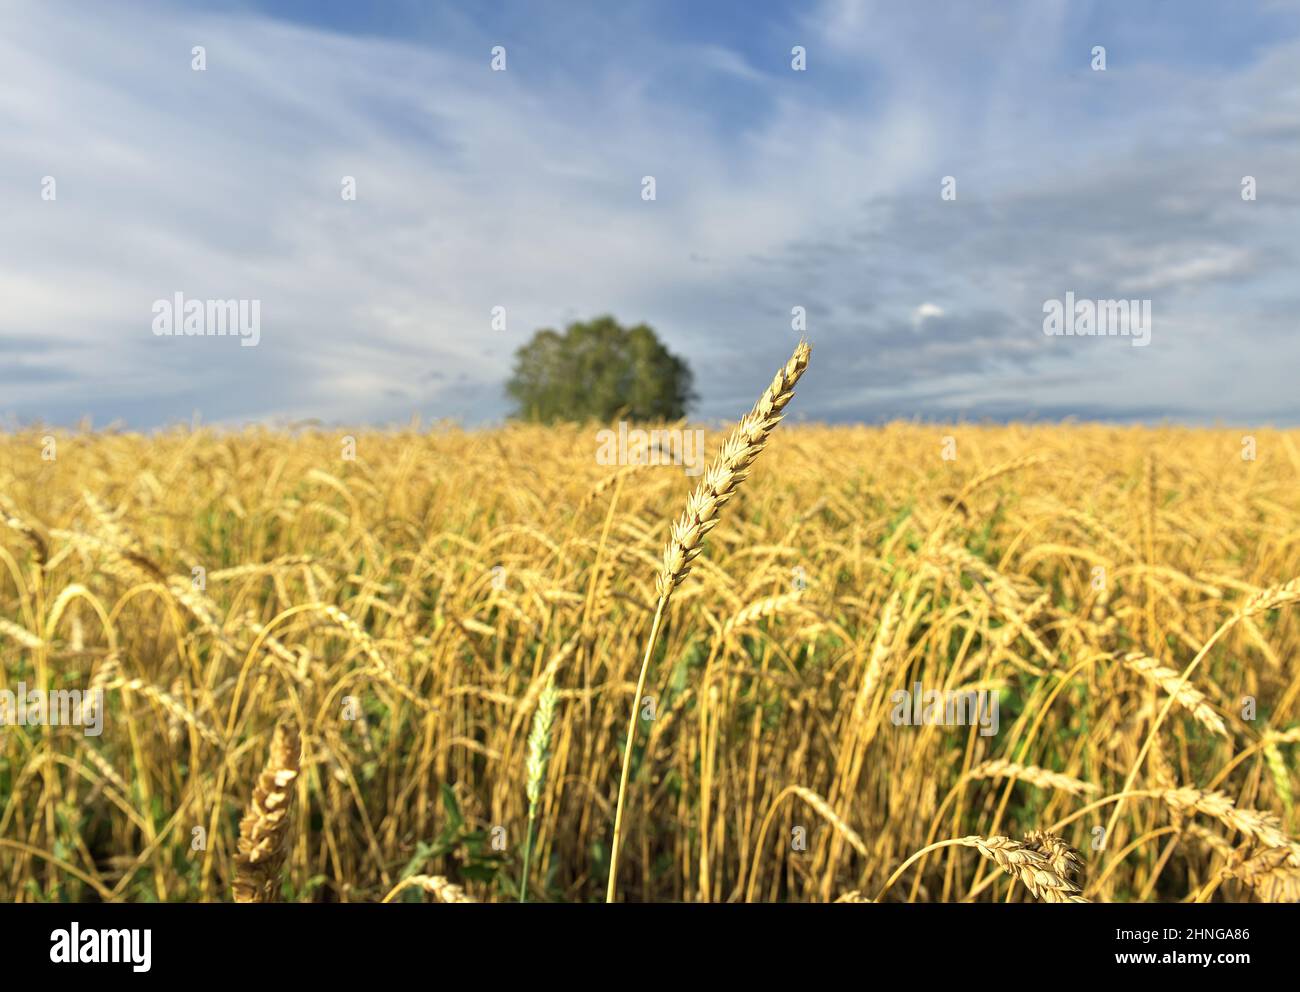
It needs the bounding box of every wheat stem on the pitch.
[605,340,811,902]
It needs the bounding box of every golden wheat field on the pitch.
[3,401,1300,902]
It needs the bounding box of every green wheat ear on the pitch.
[1264,740,1294,812]
[525,679,558,813]
[520,678,558,902]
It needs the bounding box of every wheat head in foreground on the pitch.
[520,677,559,902]
[963,835,1088,902]
[232,721,301,903]
[878,833,1089,903]
[606,339,812,902]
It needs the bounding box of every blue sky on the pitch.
[2,0,1299,428]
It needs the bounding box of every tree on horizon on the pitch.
[505,315,696,423]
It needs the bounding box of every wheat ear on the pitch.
[382,874,477,903]
[835,890,873,903]
[1024,829,1087,885]
[1121,653,1227,737]
[232,721,301,903]
[1160,787,1290,849]
[958,835,1089,903]
[1263,739,1295,811]
[606,339,811,902]
[520,678,559,903]
[1224,845,1300,902]
[0,493,49,566]
[968,759,1100,797]
[877,834,1089,903]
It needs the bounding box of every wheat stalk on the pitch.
[606,339,811,902]
[520,677,559,903]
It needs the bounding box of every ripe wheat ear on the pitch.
[878,834,1088,903]
[232,721,301,903]
[605,339,811,902]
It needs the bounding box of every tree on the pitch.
[505,316,696,423]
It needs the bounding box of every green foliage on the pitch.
[389,786,507,901]
[505,315,695,423]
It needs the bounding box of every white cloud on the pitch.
[912,302,945,327]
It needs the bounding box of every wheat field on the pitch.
[3,397,1300,902]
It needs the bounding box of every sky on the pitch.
[2,0,1298,429]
